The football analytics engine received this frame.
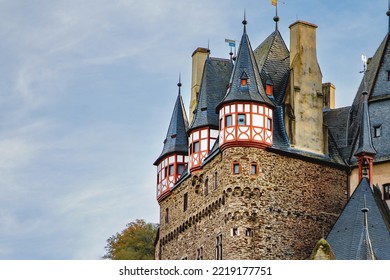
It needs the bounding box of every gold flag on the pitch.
[271,0,277,6]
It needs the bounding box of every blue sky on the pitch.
[0,0,388,259]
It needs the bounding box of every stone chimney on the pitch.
[189,47,208,124]
[289,20,324,154]
[322,82,336,110]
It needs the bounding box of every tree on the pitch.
[103,219,159,260]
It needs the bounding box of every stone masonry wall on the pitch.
[157,147,347,260]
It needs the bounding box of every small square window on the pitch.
[238,114,246,125]
[232,227,239,236]
[225,115,232,127]
[233,163,240,174]
[245,228,253,237]
[374,125,381,138]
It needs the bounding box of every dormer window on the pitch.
[240,72,248,87]
[266,84,273,95]
[374,125,381,138]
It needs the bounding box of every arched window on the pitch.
[204,178,209,196]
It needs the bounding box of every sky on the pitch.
[0,0,388,260]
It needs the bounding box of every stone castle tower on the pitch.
[153,6,390,260]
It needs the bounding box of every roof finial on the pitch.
[387,0,390,32]
[207,40,211,58]
[242,9,247,33]
[272,0,280,30]
[177,74,182,95]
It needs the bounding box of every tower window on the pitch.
[251,163,258,175]
[241,78,248,86]
[225,115,232,127]
[238,114,246,125]
[233,163,241,174]
[231,227,239,236]
[215,233,223,260]
[168,164,174,176]
[193,141,199,153]
[165,208,169,224]
[183,192,188,212]
[204,178,209,196]
[164,166,168,178]
[177,164,185,175]
[245,228,253,237]
[214,171,218,190]
[374,125,381,138]
[384,184,390,200]
[267,118,272,130]
[196,247,203,260]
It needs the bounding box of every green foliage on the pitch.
[103,219,159,260]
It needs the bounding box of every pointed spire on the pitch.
[217,15,274,110]
[357,195,376,260]
[154,80,189,165]
[354,91,377,156]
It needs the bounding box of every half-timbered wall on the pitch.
[156,154,188,201]
[189,128,218,172]
[219,102,273,149]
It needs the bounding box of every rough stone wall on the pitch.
[157,147,347,260]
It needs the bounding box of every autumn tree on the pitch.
[103,219,158,260]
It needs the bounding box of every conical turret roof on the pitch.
[154,83,189,165]
[217,19,274,110]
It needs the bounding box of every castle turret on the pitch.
[354,91,376,186]
[217,17,274,151]
[154,80,189,201]
[288,21,324,154]
[188,54,233,172]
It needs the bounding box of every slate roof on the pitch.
[254,29,290,105]
[327,178,390,260]
[189,57,233,131]
[347,33,390,164]
[217,22,274,110]
[154,86,189,165]
[354,92,377,156]
[323,106,352,161]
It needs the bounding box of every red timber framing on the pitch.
[156,154,188,201]
[189,127,218,172]
[219,102,273,150]
[356,155,375,187]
